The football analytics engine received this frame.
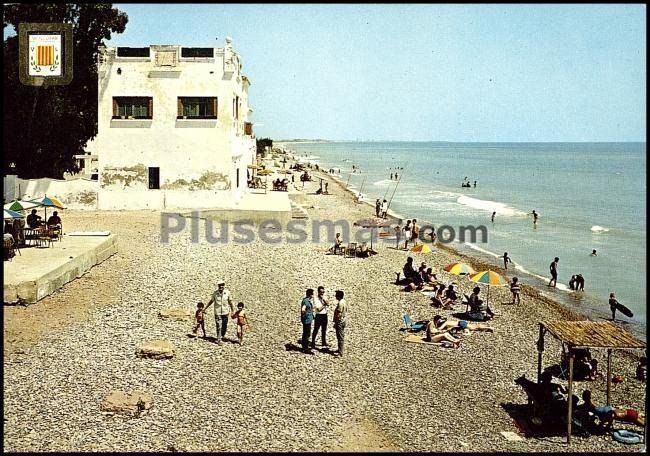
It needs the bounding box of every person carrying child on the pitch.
[192,302,206,338]
[231,302,250,346]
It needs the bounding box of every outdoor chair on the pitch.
[3,238,18,261]
[344,242,358,258]
[48,225,62,242]
[35,226,53,248]
[403,313,427,332]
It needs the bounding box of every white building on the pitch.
[93,38,256,209]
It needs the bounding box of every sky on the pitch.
[10,4,648,142]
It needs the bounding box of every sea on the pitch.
[281,141,647,337]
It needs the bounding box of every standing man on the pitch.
[300,289,315,354]
[491,211,496,223]
[203,280,234,344]
[411,219,419,245]
[394,222,402,249]
[609,293,619,321]
[532,210,539,225]
[381,199,388,218]
[375,199,381,217]
[311,286,329,348]
[333,290,348,357]
[548,257,559,288]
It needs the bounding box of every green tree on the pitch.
[3,3,127,178]
[256,137,273,155]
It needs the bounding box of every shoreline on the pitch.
[295,151,646,339]
[307,165,640,338]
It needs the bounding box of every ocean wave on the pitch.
[463,242,502,259]
[464,244,571,292]
[590,225,609,233]
[372,179,395,187]
[456,195,528,217]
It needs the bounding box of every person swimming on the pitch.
[591,249,597,256]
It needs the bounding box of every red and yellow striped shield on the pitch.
[36,45,55,66]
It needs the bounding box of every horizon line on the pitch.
[274,139,647,144]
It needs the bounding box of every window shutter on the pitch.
[149,98,153,118]
[213,97,218,117]
[113,98,117,117]
[178,98,183,117]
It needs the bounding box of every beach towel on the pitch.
[403,334,442,345]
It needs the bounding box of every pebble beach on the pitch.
[3,161,646,452]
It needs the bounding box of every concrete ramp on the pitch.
[4,234,118,304]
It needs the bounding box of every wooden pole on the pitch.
[536,324,544,383]
[567,353,574,444]
[606,349,612,405]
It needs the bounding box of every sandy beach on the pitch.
[3,161,646,452]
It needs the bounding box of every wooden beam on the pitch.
[606,349,612,405]
[537,324,544,383]
[567,354,574,444]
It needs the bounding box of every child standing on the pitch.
[231,302,250,345]
[192,302,206,338]
[510,277,521,305]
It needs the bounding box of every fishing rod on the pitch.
[386,164,407,214]
[357,172,367,201]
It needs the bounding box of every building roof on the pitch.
[541,320,646,350]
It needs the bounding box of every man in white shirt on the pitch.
[311,286,329,348]
[203,280,234,344]
[333,290,348,357]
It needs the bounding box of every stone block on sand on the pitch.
[136,340,175,359]
[100,390,153,416]
[158,308,193,321]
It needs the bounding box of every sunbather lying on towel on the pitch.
[424,321,461,347]
[430,315,494,332]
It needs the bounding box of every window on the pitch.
[112,97,153,119]
[244,122,253,136]
[177,97,217,119]
[232,96,240,119]
[148,167,160,190]
[181,47,213,58]
[117,47,150,58]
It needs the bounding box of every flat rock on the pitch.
[100,390,153,416]
[158,308,193,321]
[136,340,175,359]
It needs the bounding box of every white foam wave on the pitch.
[590,225,609,233]
[456,195,528,217]
[372,179,395,187]
[463,243,501,259]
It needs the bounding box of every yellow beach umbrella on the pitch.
[469,270,508,305]
[257,169,273,176]
[410,243,432,254]
[443,262,476,275]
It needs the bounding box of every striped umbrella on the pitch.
[28,195,65,221]
[443,262,476,275]
[4,208,25,219]
[410,243,432,254]
[5,200,40,213]
[469,270,508,306]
